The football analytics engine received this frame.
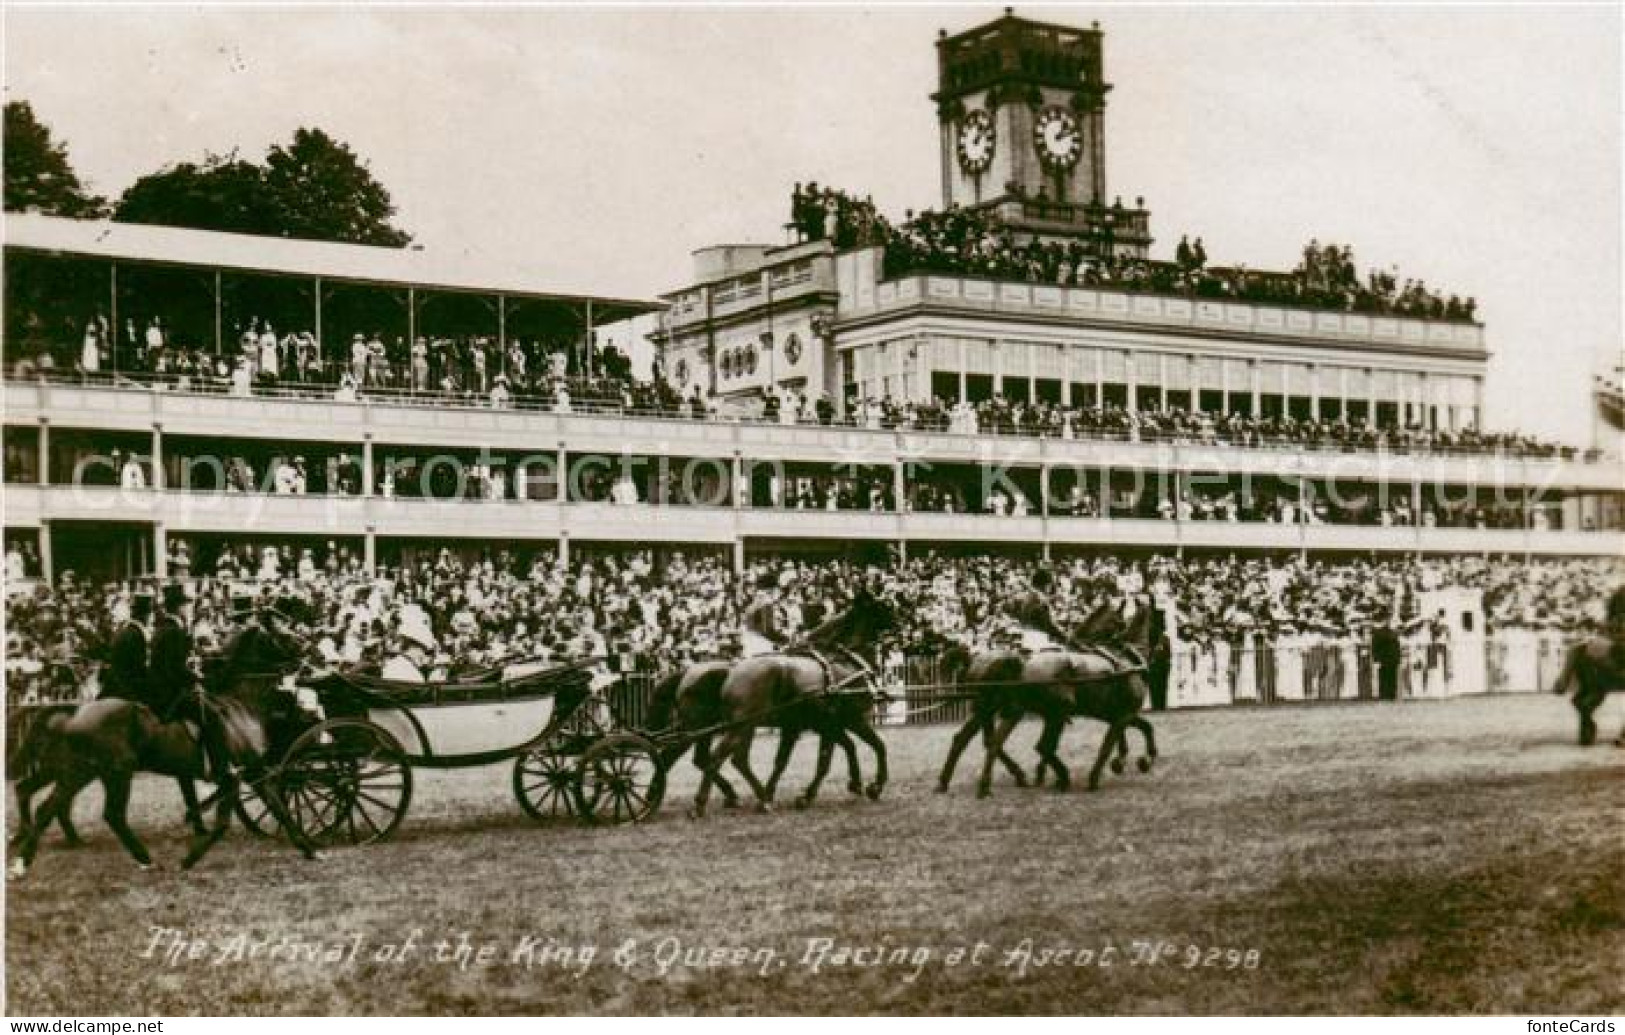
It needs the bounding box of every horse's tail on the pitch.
[6,705,73,782]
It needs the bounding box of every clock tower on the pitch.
[933,9,1151,256]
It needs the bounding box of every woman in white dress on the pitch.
[80,322,102,374]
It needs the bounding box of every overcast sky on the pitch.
[5,3,1620,443]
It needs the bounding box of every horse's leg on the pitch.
[94,770,155,869]
[977,714,1021,799]
[690,737,739,809]
[1129,716,1158,772]
[797,733,837,808]
[847,719,888,800]
[11,769,92,878]
[1086,722,1126,792]
[690,728,742,819]
[1035,715,1071,792]
[937,711,986,792]
[764,728,801,804]
[991,719,1031,787]
[835,729,864,796]
[177,778,207,837]
[1575,689,1599,747]
[725,728,772,812]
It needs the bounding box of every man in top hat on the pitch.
[148,582,196,718]
[103,587,154,706]
[1001,565,1082,653]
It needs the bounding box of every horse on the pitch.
[8,619,322,878]
[935,639,1156,798]
[8,700,211,851]
[1552,636,1625,746]
[647,660,868,811]
[686,590,898,818]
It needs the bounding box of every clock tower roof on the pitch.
[932,8,1109,107]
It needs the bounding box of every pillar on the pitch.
[1061,347,1073,407]
[1125,350,1138,414]
[37,418,49,486]
[362,434,375,498]
[364,526,377,575]
[557,441,569,503]
[1309,363,1320,417]
[1367,370,1379,429]
[314,277,324,359]
[154,522,169,579]
[1250,360,1261,416]
[992,339,1004,397]
[559,530,571,567]
[892,458,906,513]
[39,519,53,585]
[150,423,165,490]
[958,339,968,403]
[732,537,745,575]
[732,453,745,509]
[214,270,223,356]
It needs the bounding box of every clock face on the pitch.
[957,110,995,175]
[1034,106,1083,170]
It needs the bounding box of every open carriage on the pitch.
[236,657,667,848]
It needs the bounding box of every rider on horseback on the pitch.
[1002,565,1083,653]
[103,588,153,704]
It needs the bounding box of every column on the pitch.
[39,520,53,585]
[732,453,745,509]
[1367,369,1379,429]
[109,262,119,374]
[992,339,1004,397]
[1125,351,1138,414]
[558,530,571,567]
[362,434,375,498]
[958,339,968,403]
[214,270,223,356]
[732,537,745,575]
[364,526,377,575]
[407,287,417,354]
[1094,349,1104,407]
[1309,364,1320,417]
[313,277,324,360]
[37,418,49,486]
[150,423,165,490]
[892,457,906,514]
[1061,346,1073,407]
[557,441,569,503]
[153,522,169,579]
[1250,360,1261,416]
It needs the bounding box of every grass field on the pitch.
[5,694,1623,1015]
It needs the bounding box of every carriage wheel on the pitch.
[578,734,666,825]
[512,737,587,822]
[234,784,282,839]
[276,719,413,847]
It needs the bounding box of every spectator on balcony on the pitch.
[490,374,512,410]
[273,458,299,495]
[349,334,369,384]
[118,451,146,490]
[80,319,103,375]
[367,333,389,387]
[259,323,280,380]
[410,337,430,393]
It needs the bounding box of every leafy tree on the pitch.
[114,127,411,247]
[115,153,278,236]
[4,101,107,217]
[263,128,410,247]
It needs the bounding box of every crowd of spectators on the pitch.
[6,548,1619,705]
[793,186,1479,324]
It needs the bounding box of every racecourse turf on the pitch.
[5,694,1622,1015]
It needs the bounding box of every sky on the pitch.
[4,3,1620,444]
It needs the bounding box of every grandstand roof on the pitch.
[3,213,660,321]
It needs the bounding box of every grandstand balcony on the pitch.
[5,379,1617,491]
[835,247,1487,355]
[6,484,1622,562]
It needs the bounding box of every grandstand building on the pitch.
[3,10,1622,587]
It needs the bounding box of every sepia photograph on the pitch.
[2,1,1622,1019]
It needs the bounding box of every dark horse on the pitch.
[1553,638,1625,746]
[935,640,1156,798]
[647,660,868,811]
[8,622,321,878]
[685,590,898,818]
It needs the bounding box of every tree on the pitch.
[263,128,410,247]
[4,101,107,217]
[115,153,279,236]
[113,127,411,247]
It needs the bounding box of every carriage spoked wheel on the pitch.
[275,719,413,848]
[233,784,282,839]
[512,735,587,822]
[577,734,666,825]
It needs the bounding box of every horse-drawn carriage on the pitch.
[234,657,670,848]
